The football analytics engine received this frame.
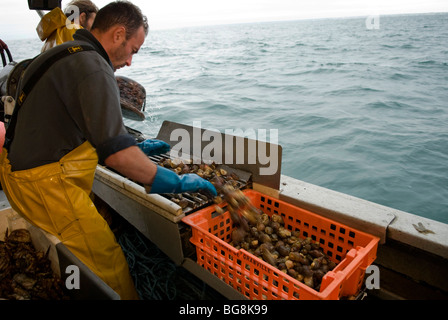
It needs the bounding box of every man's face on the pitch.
[109,25,146,71]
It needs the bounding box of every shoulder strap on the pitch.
[4,44,95,150]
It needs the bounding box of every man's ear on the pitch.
[78,12,87,27]
[112,26,126,43]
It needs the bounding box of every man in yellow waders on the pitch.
[37,0,99,52]
[0,1,216,300]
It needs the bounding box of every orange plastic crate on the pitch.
[182,189,380,300]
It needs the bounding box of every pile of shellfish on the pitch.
[159,158,240,185]
[157,158,242,209]
[216,183,337,291]
[0,229,68,300]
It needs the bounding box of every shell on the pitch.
[6,229,32,244]
[0,229,69,300]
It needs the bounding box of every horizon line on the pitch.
[3,10,447,41]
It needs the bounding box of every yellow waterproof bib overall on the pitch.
[0,141,139,299]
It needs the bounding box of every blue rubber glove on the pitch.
[137,139,170,156]
[148,166,217,197]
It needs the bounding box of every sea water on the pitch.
[5,13,448,223]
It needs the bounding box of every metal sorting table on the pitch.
[92,120,283,299]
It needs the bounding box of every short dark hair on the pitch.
[91,1,148,39]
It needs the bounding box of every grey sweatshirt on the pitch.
[8,29,136,171]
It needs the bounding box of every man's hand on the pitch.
[147,166,217,197]
[104,145,217,198]
[137,139,170,156]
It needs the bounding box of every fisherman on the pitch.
[0,0,217,300]
[37,0,99,52]
[36,0,160,150]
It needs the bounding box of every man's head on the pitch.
[65,0,99,31]
[90,1,148,71]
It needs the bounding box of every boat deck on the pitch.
[1,169,447,300]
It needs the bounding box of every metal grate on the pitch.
[148,153,252,215]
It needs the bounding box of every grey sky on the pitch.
[1,0,447,40]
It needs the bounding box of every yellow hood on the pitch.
[36,7,83,52]
[36,7,69,41]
